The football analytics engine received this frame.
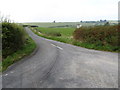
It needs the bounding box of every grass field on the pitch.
[23,22,94,28]
[37,27,75,36]
[23,21,118,28]
[32,27,75,44]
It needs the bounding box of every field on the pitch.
[32,27,75,43]
[23,22,94,28]
[23,21,118,28]
[37,27,75,37]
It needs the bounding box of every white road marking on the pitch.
[56,46,63,50]
[59,77,64,80]
[51,44,63,50]
[51,44,56,47]
[4,74,8,76]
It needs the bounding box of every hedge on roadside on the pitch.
[2,21,27,58]
[73,25,120,51]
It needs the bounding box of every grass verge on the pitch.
[1,37,36,72]
[31,27,119,52]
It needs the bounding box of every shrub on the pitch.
[46,32,61,37]
[73,25,119,51]
[2,21,27,58]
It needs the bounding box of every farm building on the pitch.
[77,24,82,28]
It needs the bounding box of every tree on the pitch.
[53,20,56,23]
[104,22,110,26]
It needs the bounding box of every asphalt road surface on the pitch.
[2,27,118,88]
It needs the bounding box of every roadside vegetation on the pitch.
[1,20,36,71]
[31,25,119,52]
[73,25,119,52]
[31,27,75,43]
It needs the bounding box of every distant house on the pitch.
[77,24,82,28]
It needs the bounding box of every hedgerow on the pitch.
[73,25,120,52]
[2,21,27,58]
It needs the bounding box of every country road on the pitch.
[2,27,118,88]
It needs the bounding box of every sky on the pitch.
[0,0,119,22]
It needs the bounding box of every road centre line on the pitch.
[51,44,63,50]
[56,46,63,50]
[51,44,56,47]
[4,74,8,76]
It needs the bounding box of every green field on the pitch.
[33,27,75,44]
[23,21,118,28]
[37,27,75,36]
[23,22,94,28]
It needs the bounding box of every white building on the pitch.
[77,24,82,28]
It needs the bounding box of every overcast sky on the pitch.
[0,0,119,22]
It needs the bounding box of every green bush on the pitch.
[2,21,27,58]
[73,25,119,51]
[2,37,36,71]
[46,32,61,37]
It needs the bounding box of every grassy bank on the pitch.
[1,37,36,71]
[31,26,119,52]
[1,21,36,72]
